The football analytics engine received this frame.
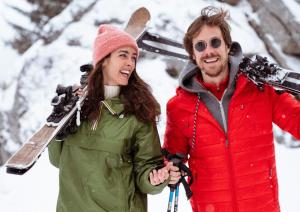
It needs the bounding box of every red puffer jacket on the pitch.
[164,75,300,212]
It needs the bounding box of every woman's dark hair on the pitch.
[81,55,160,124]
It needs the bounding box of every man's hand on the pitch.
[168,162,181,185]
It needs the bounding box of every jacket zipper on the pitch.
[208,90,238,212]
[101,100,117,115]
[91,103,104,131]
[91,100,118,131]
[207,89,228,133]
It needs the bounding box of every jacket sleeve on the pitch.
[163,99,190,156]
[271,87,300,140]
[133,122,168,195]
[48,140,63,168]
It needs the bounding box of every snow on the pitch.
[276,143,300,212]
[0,1,23,111]
[0,143,299,212]
[0,151,58,212]
[282,0,300,23]
[41,0,97,38]
[1,0,35,31]
[2,0,33,13]
[0,0,300,211]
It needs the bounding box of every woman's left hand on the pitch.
[149,162,172,186]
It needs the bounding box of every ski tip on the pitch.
[6,167,29,175]
[5,161,36,175]
[136,7,151,19]
[125,6,151,27]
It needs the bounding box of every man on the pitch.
[163,6,300,212]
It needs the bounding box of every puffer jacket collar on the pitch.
[177,42,243,132]
[179,42,243,93]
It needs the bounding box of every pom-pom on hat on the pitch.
[92,24,139,67]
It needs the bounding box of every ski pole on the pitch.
[162,149,194,211]
[174,185,179,212]
[167,187,175,212]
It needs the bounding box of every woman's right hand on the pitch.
[75,87,84,97]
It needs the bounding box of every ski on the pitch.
[124,7,150,38]
[239,55,300,96]
[138,31,188,60]
[5,7,151,175]
[5,65,92,175]
[137,30,300,95]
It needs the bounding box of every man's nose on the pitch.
[203,43,215,54]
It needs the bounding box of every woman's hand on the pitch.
[75,87,84,97]
[149,167,169,186]
[149,162,181,186]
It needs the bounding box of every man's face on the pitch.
[192,25,229,82]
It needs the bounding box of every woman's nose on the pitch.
[126,58,135,68]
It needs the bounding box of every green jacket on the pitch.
[48,98,168,212]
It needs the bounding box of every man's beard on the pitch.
[201,59,228,77]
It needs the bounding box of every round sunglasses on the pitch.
[194,37,222,52]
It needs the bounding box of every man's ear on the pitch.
[225,46,230,56]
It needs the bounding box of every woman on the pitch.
[48,24,172,212]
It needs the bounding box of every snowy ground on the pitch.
[0,143,299,212]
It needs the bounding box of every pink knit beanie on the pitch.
[92,24,139,67]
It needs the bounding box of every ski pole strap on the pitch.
[161,148,193,199]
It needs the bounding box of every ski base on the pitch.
[5,125,58,174]
[6,165,33,175]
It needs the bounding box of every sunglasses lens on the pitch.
[195,41,206,52]
[211,38,221,48]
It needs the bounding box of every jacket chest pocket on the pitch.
[90,136,133,169]
[68,132,133,160]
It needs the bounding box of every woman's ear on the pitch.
[102,57,108,68]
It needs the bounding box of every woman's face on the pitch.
[102,46,137,86]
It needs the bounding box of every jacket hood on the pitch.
[179,42,243,93]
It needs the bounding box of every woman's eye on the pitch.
[120,54,127,58]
